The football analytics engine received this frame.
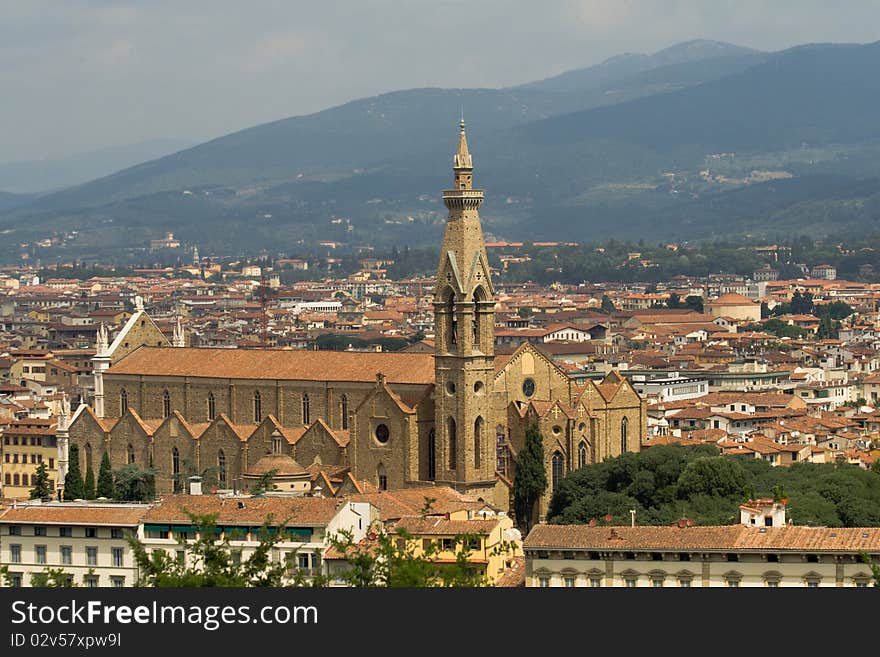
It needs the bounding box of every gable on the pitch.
[108,311,171,364]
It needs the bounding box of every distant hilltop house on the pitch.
[150,232,180,250]
[810,264,837,281]
[753,265,779,282]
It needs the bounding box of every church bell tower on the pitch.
[433,120,496,494]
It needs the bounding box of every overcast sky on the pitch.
[2,0,879,163]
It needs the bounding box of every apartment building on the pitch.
[523,502,879,588]
[0,501,149,587]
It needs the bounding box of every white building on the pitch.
[0,501,150,588]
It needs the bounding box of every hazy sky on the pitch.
[2,0,879,163]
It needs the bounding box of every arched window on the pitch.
[207,392,215,421]
[218,450,227,488]
[253,390,262,423]
[474,416,483,470]
[447,417,457,470]
[127,444,135,465]
[271,430,282,455]
[473,286,487,352]
[84,443,93,473]
[621,417,629,454]
[163,390,171,418]
[340,394,348,430]
[496,425,509,475]
[120,388,128,415]
[578,441,588,469]
[427,428,436,480]
[552,451,564,493]
[377,463,387,491]
[446,290,457,347]
[172,447,180,493]
[302,393,310,425]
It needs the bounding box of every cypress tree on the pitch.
[513,421,548,535]
[63,444,85,500]
[97,451,114,498]
[29,462,53,500]
[84,464,96,500]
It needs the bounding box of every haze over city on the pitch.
[3,0,880,163]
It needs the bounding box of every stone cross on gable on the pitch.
[551,406,560,419]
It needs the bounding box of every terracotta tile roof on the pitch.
[142,495,341,526]
[0,503,149,526]
[524,524,880,552]
[108,347,435,385]
[494,555,526,587]
[344,486,485,522]
[392,515,501,536]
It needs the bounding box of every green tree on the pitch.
[816,315,837,340]
[128,512,319,587]
[684,295,704,313]
[250,469,278,495]
[97,451,114,498]
[113,463,156,502]
[666,292,682,309]
[29,462,54,500]
[63,444,85,500]
[84,464,96,500]
[676,456,749,498]
[513,422,548,534]
[600,295,616,314]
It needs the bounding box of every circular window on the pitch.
[374,424,390,444]
[552,425,562,435]
[578,422,586,432]
[446,381,456,395]
[474,381,484,394]
[522,378,536,397]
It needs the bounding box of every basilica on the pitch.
[64,121,646,519]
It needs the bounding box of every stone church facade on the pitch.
[66,122,646,519]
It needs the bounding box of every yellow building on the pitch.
[389,510,521,585]
[1,418,59,499]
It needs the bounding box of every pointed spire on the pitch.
[96,322,109,355]
[173,316,185,347]
[453,117,472,170]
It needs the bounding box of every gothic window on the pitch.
[207,392,215,421]
[377,463,387,491]
[127,444,135,465]
[253,390,262,423]
[120,389,128,415]
[163,390,171,418]
[84,443,93,474]
[496,425,509,475]
[427,429,436,481]
[446,291,457,347]
[172,447,180,493]
[551,451,564,493]
[448,417,457,470]
[218,450,227,488]
[473,286,488,352]
[474,416,483,469]
[340,394,349,430]
[302,393,310,425]
[621,417,629,453]
[578,441,588,469]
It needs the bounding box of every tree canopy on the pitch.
[548,444,880,527]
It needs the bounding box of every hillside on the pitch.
[3,40,880,261]
[0,139,195,195]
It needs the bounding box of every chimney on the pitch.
[188,476,202,496]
